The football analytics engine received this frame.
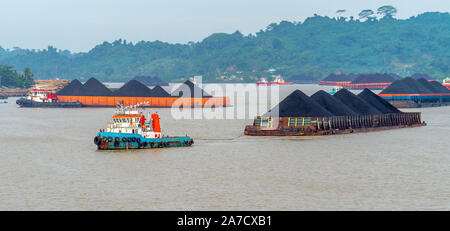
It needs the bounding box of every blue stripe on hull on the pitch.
[95,132,193,150]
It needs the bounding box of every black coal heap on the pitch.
[111,80,153,97]
[358,88,402,114]
[310,90,358,116]
[80,78,112,96]
[264,90,333,117]
[429,81,450,93]
[350,73,395,84]
[411,73,433,80]
[322,73,357,82]
[381,77,434,94]
[57,79,83,96]
[133,76,169,86]
[333,89,382,115]
[417,78,449,94]
[151,86,171,97]
[171,80,212,98]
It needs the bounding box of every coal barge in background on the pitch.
[56,78,229,108]
[245,88,426,136]
[379,77,450,108]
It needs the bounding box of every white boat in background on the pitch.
[443,78,450,90]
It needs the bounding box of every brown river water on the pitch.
[0,84,448,210]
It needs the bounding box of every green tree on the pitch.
[336,9,346,19]
[359,9,375,20]
[377,5,397,18]
[0,65,34,88]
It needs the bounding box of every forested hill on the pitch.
[0,12,449,82]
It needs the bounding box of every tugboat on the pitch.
[329,86,343,95]
[94,103,194,150]
[269,75,292,85]
[257,76,292,86]
[256,77,270,86]
[16,88,82,108]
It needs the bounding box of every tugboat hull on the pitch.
[16,98,82,108]
[94,132,193,150]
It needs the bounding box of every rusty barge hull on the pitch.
[244,112,425,136]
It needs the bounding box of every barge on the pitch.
[244,88,426,136]
[379,77,450,108]
[57,78,230,108]
[94,103,193,150]
[244,113,425,136]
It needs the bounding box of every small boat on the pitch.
[94,103,194,150]
[16,88,82,108]
[329,86,343,95]
[256,78,270,86]
[443,78,450,90]
[269,75,292,85]
[257,76,292,86]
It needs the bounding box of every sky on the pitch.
[1,0,449,52]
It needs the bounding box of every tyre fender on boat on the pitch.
[122,137,127,142]
[94,136,101,145]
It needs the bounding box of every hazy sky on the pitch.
[1,0,448,52]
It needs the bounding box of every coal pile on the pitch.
[111,80,153,97]
[417,78,449,94]
[133,76,169,86]
[388,73,403,80]
[333,89,382,115]
[57,79,83,96]
[411,73,433,80]
[322,73,357,82]
[171,80,212,98]
[289,74,318,84]
[428,81,450,93]
[381,77,434,94]
[151,85,171,97]
[264,90,333,117]
[310,90,358,116]
[350,73,395,84]
[358,89,402,114]
[79,78,112,96]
